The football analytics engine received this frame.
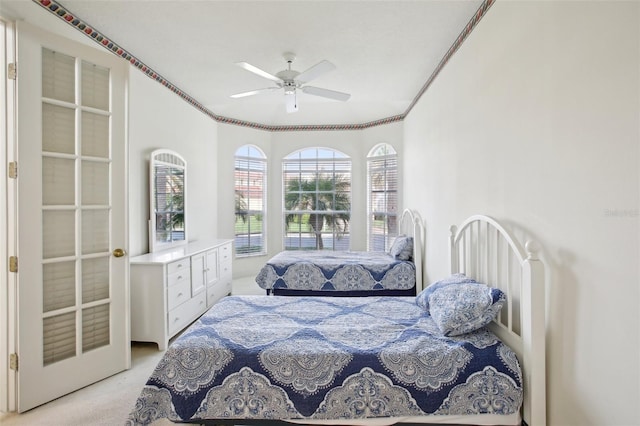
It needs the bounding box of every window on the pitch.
[283,148,351,250]
[234,145,266,256]
[367,143,398,251]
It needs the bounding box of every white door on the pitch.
[14,21,129,412]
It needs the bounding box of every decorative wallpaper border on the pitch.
[33,0,494,132]
[405,0,495,116]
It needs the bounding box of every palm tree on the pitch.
[284,174,351,250]
[235,190,248,223]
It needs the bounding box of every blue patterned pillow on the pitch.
[389,235,413,260]
[415,273,477,312]
[428,283,506,336]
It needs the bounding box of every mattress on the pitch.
[127,295,523,425]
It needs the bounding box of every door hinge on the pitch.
[7,63,16,80]
[9,353,18,371]
[8,161,17,179]
[9,256,18,273]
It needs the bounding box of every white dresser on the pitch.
[130,239,233,350]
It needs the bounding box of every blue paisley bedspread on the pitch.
[127,295,523,425]
[255,251,416,291]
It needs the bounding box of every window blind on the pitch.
[283,149,351,251]
[234,146,267,256]
[367,149,398,251]
[41,48,112,367]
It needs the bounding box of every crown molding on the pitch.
[33,0,494,132]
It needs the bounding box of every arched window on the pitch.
[283,148,351,250]
[234,145,266,256]
[367,143,398,251]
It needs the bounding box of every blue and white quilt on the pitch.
[256,251,416,292]
[127,295,523,425]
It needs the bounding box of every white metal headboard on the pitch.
[449,215,546,426]
[398,209,425,292]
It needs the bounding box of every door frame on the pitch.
[1,16,17,414]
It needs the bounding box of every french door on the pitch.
[14,21,129,412]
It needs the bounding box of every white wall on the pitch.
[217,122,404,278]
[403,2,639,425]
[128,70,219,256]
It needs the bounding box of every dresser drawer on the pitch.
[167,291,206,336]
[219,244,232,279]
[207,282,230,307]
[167,259,189,276]
[167,279,190,311]
[167,268,190,288]
[219,243,232,264]
[219,260,232,281]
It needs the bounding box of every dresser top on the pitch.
[130,239,233,265]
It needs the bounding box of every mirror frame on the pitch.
[149,149,187,252]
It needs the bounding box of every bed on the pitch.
[256,208,425,296]
[127,215,547,426]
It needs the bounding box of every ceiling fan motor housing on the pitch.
[276,69,300,94]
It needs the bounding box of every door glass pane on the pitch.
[38,40,115,373]
[82,112,109,158]
[43,157,75,205]
[82,160,109,205]
[81,60,109,110]
[42,48,75,103]
[82,257,109,303]
[82,210,109,254]
[43,261,76,312]
[43,210,75,259]
[43,103,75,154]
[82,304,110,352]
[43,312,76,366]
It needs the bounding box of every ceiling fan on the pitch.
[230,52,351,113]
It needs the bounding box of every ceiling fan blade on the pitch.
[285,93,298,113]
[235,61,282,83]
[296,60,336,84]
[301,86,351,102]
[230,87,279,98]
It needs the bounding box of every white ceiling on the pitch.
[1,0,485,127]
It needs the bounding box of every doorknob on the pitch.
[112,248,126,258]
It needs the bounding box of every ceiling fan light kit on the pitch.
[231,52,351,113]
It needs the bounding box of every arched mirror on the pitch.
[149,149,187,252]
